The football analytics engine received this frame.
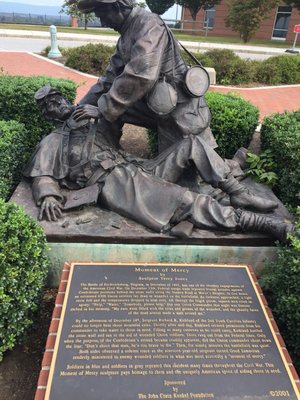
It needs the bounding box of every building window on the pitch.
[272,5,292,40]
[204,7,215,30]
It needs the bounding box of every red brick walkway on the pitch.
[0,52,97,103]
[1,51,300,120]
[210,85,300,120]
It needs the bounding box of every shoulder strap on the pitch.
[159,17,204,69]
[178,41,204,67]
[158,17,176,79]
[81,121,96,163]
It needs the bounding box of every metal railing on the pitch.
[0,12,213,34]
[0,12,70,26]
[164,18,213,35]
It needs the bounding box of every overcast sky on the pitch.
[2,0,64,5]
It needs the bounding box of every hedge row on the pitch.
[260,113,299,372]
[0,120,29,200]
[0,200,49,361]
[206,91,259,158]
[59,45,300,86]
[65,43,116,76]
[192,50,300,86]
[261,110,300,210]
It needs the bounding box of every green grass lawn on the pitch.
[0,23,118,36]
[174,32,291,48]
[0,23,292,48]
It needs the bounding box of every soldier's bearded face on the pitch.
[45,95,73,121]
[94,4,125,31]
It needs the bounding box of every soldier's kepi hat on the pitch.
[34,85,62,104]
[78,0,133,12]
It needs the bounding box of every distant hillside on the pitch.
[0,2,65,16]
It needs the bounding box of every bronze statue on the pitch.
[74,0,215,152]
[23,86,293,242]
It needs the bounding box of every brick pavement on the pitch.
[1,51,300,120]
[209,85,300,120]
[0,52,97,103]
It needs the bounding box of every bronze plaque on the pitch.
[45,263,300,400]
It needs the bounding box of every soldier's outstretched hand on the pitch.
[39,196,63,221]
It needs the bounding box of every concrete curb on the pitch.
[30,52,100,79]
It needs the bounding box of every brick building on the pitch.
[181,1,300,43]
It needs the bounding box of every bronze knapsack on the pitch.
[147,75,178,116]
[147,22,210,115]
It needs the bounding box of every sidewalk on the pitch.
[0,52,97,103]
[0,51,300,120]
[0,28,296,55]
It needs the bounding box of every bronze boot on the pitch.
[237,210,295,243]
[219,176,278,212]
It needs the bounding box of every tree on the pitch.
[284,0,300,9]
[226,0,280,43]
[60,0,95,30]
[176,0,221,24]
[145,0,175,15]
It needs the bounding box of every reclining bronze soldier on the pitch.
[23,86,294,242]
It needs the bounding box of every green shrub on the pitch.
[0,75,77,150]
[184,50,300,85]
[260,208,300,372]
[180,50,213,70]
[199,49,255,85]
[41,45,69,57]
[257,55,300,85]
[0,200,49,361]
[0,120,30,200]
[261,111,300,209]
[203,49,237,84]
[65,43,116,76]
[255,60,281,86]
[224,58,258,85]
[201,51,300,85]
[206,91,259,158]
